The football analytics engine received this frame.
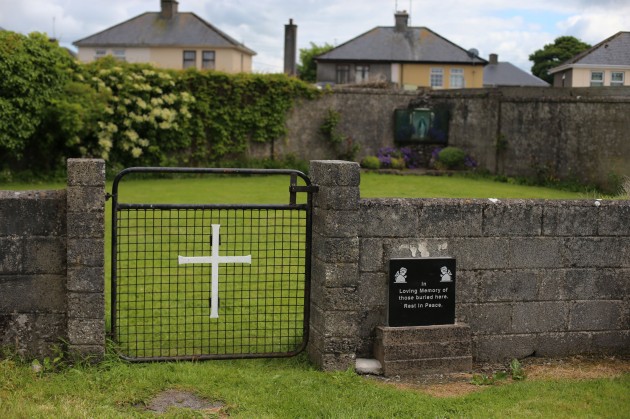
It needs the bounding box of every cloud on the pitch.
[558,11,630,44]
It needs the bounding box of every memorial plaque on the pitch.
[388,258,456,327]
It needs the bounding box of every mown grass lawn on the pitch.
[2,172,627,418]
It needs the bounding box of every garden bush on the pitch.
[438,147,466,169]
[377,147,422,169]
[0,32,75,167]
[390,157,406,170]
[432,146,477,170]
[360,156,381,170]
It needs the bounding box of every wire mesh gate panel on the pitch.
[110,168,316,361]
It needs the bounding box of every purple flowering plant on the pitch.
[377,147,422,169]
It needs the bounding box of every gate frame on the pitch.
[110,167,318,361]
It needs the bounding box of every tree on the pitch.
[529,36,591,84]
[296,42,334,83]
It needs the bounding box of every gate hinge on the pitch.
[105,192,113,201]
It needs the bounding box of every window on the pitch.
[202,50,215,70]
[590,71,604,87]
[94,49,106,60]
[336,65,350,84]
[355,65,370,83]
[450,68,464,88]
[112,49,126,62]
[430,68,444,88]
[611,71,625,86]
[183,50,196,69]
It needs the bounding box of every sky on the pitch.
[1,0,629,74]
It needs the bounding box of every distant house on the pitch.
[73,0,256,73]
[315,12,487,89]
[483,54,549,87]
[548,31,630,87]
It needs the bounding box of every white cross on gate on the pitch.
[178,224,251,318]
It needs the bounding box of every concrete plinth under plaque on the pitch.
[374,324,472,377]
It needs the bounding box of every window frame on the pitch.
[611,71,625,86]
[336,65,350,84]
[94,49,107,60]
[183,50,197,69]
[430,68,444,88]
[112,49,126,62]
[202,50,216,70]
[590,71,604,87]
[450,68,465,88]
[355,65,370,83]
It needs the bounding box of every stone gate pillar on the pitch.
[308,160,361,371]
[66,159,106,360]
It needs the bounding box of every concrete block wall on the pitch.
[0,189,67,357]
[0,159,105,359]
[309,160,629,369]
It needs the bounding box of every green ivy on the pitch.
[179,70,318,164]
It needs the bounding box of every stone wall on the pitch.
[0,159,105,359]
[308,160,629,370]
[256,87,630,191]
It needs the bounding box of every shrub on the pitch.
[437,147,466,169]
[390,157,406,170]
[378,147,421,169]
[0,31,75,164]
[361,156,381,170]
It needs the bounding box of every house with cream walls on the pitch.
[315,12,487,89]
[548,31,630,87]
[73,0,255,73]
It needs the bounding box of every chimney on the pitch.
[284,19,298,76]
[394,11,409,32]
[161,0,179,19]
[489,53,498,65]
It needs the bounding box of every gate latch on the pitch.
[289,174,319,205]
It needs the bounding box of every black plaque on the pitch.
[388,258,456,327]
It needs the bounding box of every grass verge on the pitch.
[1,353,629,418]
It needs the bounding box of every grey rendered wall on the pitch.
[0,159,105,359]
[309,160,629,370]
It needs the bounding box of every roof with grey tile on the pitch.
[317,26,487,64]
[484,61,549,87]
[549,31,630,73]
[73,12,255,55]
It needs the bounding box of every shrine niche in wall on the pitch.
[394,100,451,144]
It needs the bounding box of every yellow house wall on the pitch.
[400,64,484,88]
[76,46,253,73]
